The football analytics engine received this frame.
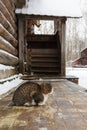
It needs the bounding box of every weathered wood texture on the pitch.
[18,16,66,75]
[29,49,61,73]
[18,17,25,74]
[27,34,56,42]
[0,0,18,77]
[1,0,16,21]
[72,48,87,66]
[15,0,26,8]
[0,24,17,48]
[26,33,61,74]
[0,50,19,66]
[0,37,18,56]
[21,75,79,84]
[0,80,87,130]
[0,11,17,39]
[0,68,18,79]
[0,1,17,31]
[59,19,66,76]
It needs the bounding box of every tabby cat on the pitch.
[12,82,52,106]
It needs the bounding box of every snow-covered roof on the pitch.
[15,0,82,18]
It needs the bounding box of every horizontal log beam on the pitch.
[27,35,56,42]
[15,0,26,8]
[2,0,16,22]
[0,36,18,56]
[0,68,18,79]
[0,24,18,48]
[0,1,17,32]
[9,0,15,11]
[0,50,19,66]
[0,11,17,39]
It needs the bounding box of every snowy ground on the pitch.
[0,68,87,96]
[0,75,23,96]
[66,67,87,89]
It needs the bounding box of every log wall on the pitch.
[0,0,18,79]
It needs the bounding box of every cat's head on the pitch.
[40,83,52,94]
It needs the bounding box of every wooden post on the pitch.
[61,18,66,76]
[18,17,25,74]
[54,19,58,34]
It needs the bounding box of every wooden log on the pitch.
[0,24,18,48]
[0,36,18,56]
[1,0,16,21]
[0,50,19,66]
[9,0,15,11]
[0,68,18,79]
[0,1,17,32]
[18,18,25,74]
[61,18,66,76]
[27,35,56,42]
[31,68,60,73]
[0,11,17,39]
[15,0,26,8]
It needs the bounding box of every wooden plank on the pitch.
[0,36,18,56]
[32,54,59,58]
[31,57,59,63]
[27,34,56,42]
[31,62,59,67]
[17,14,62,21]
[0,24,18,48]
[28,48,61,74]
[0,50,18,66]
[21,75,78,84]
[0,80,87,129]
[31,49,59,53]
[31,68,60,73]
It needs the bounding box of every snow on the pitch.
[66,67,87,88]
[0,64,14,71]
[16,0,82,18]
[0,75,23,96]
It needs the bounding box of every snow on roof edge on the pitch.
[15,0,82,18]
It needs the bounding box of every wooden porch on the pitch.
[0,79,87,130]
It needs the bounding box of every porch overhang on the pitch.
[15,0,82,18]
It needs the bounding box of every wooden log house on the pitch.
[0,0,18,79]
[0,0,81,81]
[1,1,87,130]
[15,0,81,83]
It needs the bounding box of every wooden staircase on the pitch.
[30,49,61,73]
[27,34,61,74]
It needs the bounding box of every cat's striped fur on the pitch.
[12,82,52,106]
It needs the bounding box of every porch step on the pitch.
[31,68,60,73]
[30,49,61,74]
[31,57,59,63]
